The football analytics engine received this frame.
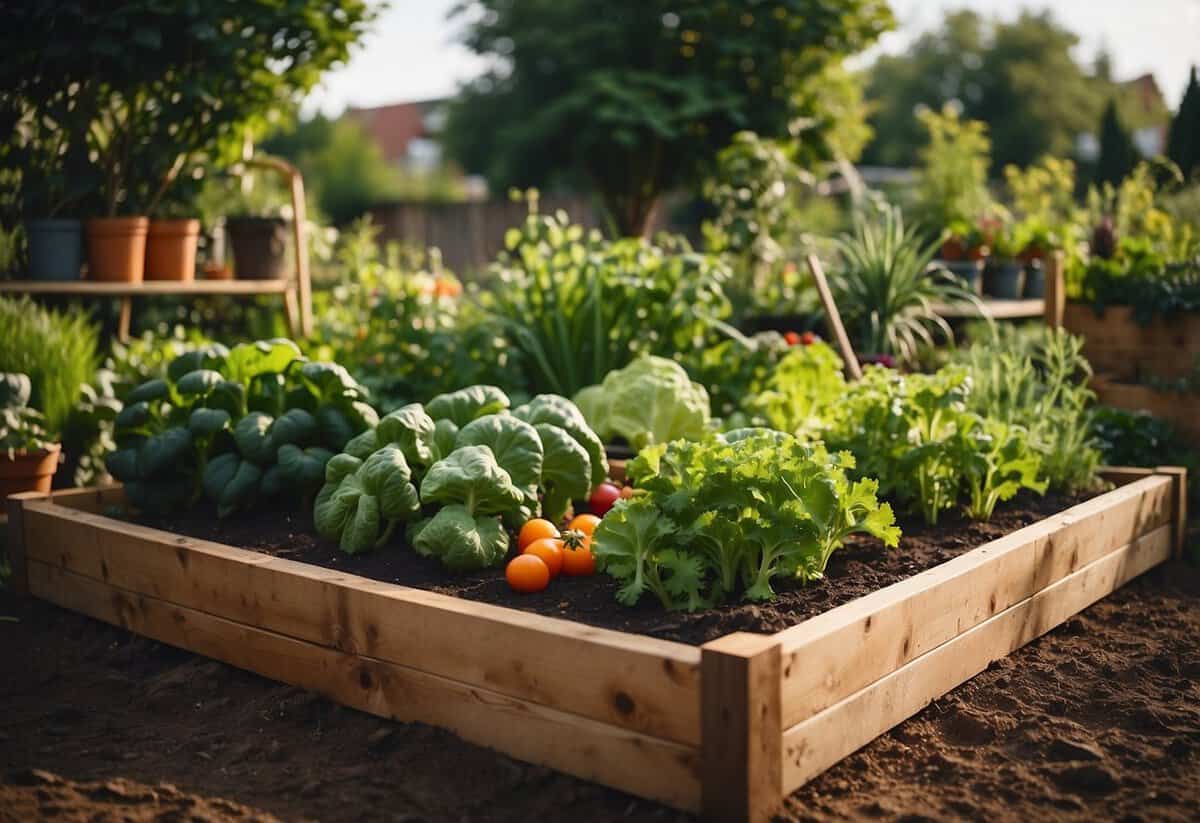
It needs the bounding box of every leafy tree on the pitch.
[913,105,993,231]
[1096,99,1138,186]
[863,10,1111,172]
[0,1,375,218]
[1168,67,1200,181]
[443,0,893,236]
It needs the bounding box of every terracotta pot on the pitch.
[145,218,200,281]
[86,216,149,282]
[0,444,61,499]
[940,238,966,262]
[226,216,289,280]
[203,262,233,281]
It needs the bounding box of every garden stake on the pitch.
[805,254,862,380]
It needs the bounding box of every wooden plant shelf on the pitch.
[0,279,292,296]
[5,466,1185,822]
[932,297,1045,319]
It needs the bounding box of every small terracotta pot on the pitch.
[86,217,149,282]
[145,218,200,281]
[0,444,61,499]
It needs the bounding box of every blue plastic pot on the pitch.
[1023,260,1046,298]
[942,260,983,295]
[26,218,82,280]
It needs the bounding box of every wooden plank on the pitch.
[700,633,782,823]
[27,560,699,811]
[43,485,127,513]
[1043,250,1065,328]
[0,279,291,296]
[781,522,1172,793]
[21,501,701,744]
[1155,466,1188,559]
[776,475,1173,727]
[4,491,47,595]
[931,298,1043,319]
[1099,466,1156,485]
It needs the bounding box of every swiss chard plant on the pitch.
[106,338,378,516]
[592,430,900,610]
[313,386,605,569]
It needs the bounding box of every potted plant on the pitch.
[938,218,987,295]
[145,192,201,282]
[983,218,1026,300]
[223,170,290,281]
[9,100,95,281]
[0,372,61,497]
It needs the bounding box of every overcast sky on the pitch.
[304,0,1200,116]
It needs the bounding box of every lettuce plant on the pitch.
[953,417,1047,520]
[574,356,711,451]
[750,341,846,440]
[593,430,900,609]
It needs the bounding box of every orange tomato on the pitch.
[568,513,601,537]
[518,518,559,551]
[506,554,550,593]
[523,537,564,578]
[561,529,596,576]
[619,485,636,500]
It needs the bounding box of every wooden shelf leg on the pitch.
[117,296,133,342]
[701,632,783,823]
[283,288,301,339]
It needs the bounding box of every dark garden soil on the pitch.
[131,489,1089,646]
[2,554,1197,822]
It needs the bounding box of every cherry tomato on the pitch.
[506,554,550,593]
[568,513,601,537]
[619,485,636,499]
[561,530,596,576]
[523,537,564,578]
[518,518,559,551]
[589,483,621,516]
[784,331,801,345]
[800,331,817,345]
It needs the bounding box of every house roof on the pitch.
[344,99,446,164]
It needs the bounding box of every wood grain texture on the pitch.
[776,475,1173,727]
[701,633,782,823]
[1063,303,1200,381]
[4,491,47,595]
[27,559,700,811]
[20,501,701,744]
[781,522,1173,793]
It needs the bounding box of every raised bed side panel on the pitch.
[17,498,700,746]
[25,558,700,811]
[1063,303,1200,381]
[780,520,1172,792]
[775,473,1175,728]
[700,633,783,823]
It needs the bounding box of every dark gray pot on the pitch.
[1023,260,1046,299]
[26,218,82,280]
[984,261,1025,299]
[226,216,289,280]
[941,260,983,295]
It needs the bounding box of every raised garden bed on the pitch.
[1063,303,1200,382]
[1091,373,1200,445]
[6,467,1186,822]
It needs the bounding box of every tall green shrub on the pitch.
[0,296,99,435]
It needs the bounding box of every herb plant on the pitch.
[592,430,900,609]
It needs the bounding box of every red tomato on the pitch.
[589,483,621,516]
[523,537,564,578]
[506,554,550,593]
[568,513,601,538]
[800,331,817,345]
[518,518,559,551]
[784,331,801,345]
[561,530,595,576]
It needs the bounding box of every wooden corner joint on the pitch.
[1153,466,1188,559]
[700,632,784,823]
[5,490,50,596]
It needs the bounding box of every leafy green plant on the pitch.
[574,356,711,451]
[480,196,731,397]
[314,387,605,566]
[592,430,899,609]
[106,339,376,516]
[914,106,993,233]
[0,295,99,436]
[749,341,847,441]
[1,373,56,458]
[950,326,1101,494]
[953,417,1047,520]
[830,204,981,364]
[1090,406,1200,511]
[678,329,792,426]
